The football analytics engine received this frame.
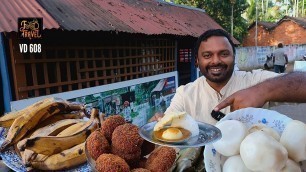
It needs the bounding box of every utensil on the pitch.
[139,121,221,148]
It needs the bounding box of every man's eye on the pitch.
[221,52,230,57]
[202,53,211,59]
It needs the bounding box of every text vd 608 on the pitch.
[19,44,41,53]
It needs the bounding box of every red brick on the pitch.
[243,20,306,47]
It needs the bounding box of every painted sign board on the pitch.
[10,72,178,126]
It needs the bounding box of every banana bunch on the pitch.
[0,97,101,171]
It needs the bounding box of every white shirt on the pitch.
[164,70,279,125]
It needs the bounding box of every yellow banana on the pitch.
[0,97,56,128]
[29,142,86,171]
[20,108,99,156]
[30,118,85,137]
[56,121,87,137]
[66,102,85,111]
[0,98,71,152]
[17,119,84,168]
[34,111,85,130]
[0,111,24,128]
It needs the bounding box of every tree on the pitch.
[246,0,284,23]
[173,0,249,43]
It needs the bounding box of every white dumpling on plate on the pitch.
[248,123,280,141]
[213,120,248,156]
[240,131,288,171]
[281,159,302,172]
[223,155,252,172]
[171,113,199,137]
[280,120,306,162]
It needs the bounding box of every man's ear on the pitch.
[195,58,198,67]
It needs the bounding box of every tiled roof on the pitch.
[248,16,306,30]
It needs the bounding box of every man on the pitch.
[273,43,288,73]
[151,29,306,125]
[122,101,132,123]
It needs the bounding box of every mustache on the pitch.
[207,64,227,69]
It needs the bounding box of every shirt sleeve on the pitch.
[164,85,186,114]
[249,70,280,86]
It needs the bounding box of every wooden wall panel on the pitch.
[10,38,176,100]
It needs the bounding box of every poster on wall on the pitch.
[10,72,178,127]
[69,75,176,126]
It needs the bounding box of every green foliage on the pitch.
[173,0,249,43]
[100,87,129,97]
[246,0,286,23]
[134,81,158,105]
[172,0,306,43]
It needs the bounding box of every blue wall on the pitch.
[0,33,12,113]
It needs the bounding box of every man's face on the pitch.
[197,36,235,85]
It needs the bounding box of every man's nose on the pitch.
[211,55,221,64]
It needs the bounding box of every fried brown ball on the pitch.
[112,123,144,153]
[137,157,148,169]
[95,154,130,172]
[112,145,141,167]
[86,130,110,160]
[100,115,126,142]
[141,140,156,156]
[145,146,177,172]
[131,168,151,172]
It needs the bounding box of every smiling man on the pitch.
[151,29,306,125]
[162,29,279,125]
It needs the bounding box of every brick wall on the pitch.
[242,20,306,47]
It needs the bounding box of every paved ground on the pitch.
[285,62,294,72]
[270,103,306,123]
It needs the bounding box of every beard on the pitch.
[200,63,234,84]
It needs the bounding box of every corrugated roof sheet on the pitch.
[37,0,135,32]
[0,0,60,32]
[1,0,238,42]
[36,0,224,37]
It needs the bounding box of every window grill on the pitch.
[9,34,176,100]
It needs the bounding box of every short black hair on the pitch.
[278,43,283,48]
[194,29,236,57]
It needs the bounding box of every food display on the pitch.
[240,130,288,171]
[85,114,177,172]
[212,120,248,157]
[280,120,306,162]
[95,154,130,172]
[248,123,280,141]
[153,111,200,139]
[222,155,252,172]
[161,128,184,140]
[144,146,177,172]
[0,97,97,171]
[152,111,202,143]
[86,130,111,160]
[204,107,306,172]
[139,115,221,148]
